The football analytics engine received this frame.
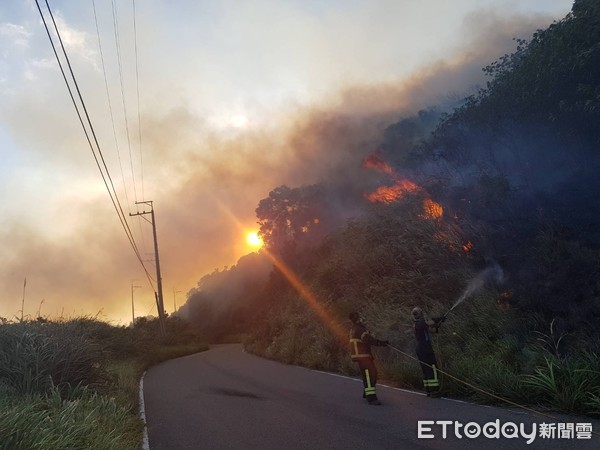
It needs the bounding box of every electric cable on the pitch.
[91,0,131,214]
[110,0,138,204]
[132,0,145,202]
[110,0,149,258]
[99,0,149,260]
[35,0,155,290]
[131,0,149,254]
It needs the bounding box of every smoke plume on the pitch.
[0,7,561,322]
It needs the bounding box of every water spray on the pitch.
[441,263,504,320]
[441,301,461,321]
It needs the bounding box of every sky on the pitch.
[0,0,574,324]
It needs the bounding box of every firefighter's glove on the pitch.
[432,316,446,324]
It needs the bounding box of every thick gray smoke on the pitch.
[0,7,560,322]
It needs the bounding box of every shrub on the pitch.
[523,353,600,415]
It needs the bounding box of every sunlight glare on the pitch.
[246,231,263,249]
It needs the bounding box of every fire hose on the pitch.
[385,343,600,436]
[440,297,466,321]
[427,297,468,329]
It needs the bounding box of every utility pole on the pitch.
[131,280,142,326]
[173,287,182,313]
[130,201,166,336]
[21,277,26,322]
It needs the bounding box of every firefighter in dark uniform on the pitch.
[411,307,444,397]
[348,312,389,405]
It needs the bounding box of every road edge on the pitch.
[139,371,150,450]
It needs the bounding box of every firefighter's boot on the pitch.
[367,395,381,405]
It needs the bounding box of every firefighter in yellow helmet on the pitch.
[411,307,445,397]
[348,312,389,405]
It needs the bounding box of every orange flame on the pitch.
[362,152,449,224]
[462,241,474,252]
[362,152,393,174]
[365,179,420,203]
[421,199,443,220]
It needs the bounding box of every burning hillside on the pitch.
[362,151,442,219]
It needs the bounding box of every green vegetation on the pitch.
[4,2,597,446]
[0,317,207,449]
[524,353,600,414]
[183,0,599,418]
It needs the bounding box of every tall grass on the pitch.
[0,316,208,449]
[0,386,141,450]
[523,353,600,415]
[0,322,105,395]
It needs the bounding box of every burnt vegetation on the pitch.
[182,0,600,416]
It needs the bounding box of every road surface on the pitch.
[143,344,598,449]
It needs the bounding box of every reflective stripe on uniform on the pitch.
[365,369,372,388]
[364,369,376,395]
[350,338,360,357]
[429,364,440,386]
[350,338,371,359]
[424,365,440,387]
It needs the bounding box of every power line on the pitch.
[35,0,155,290]
[132,0,145,202]
[91,0,131,214]
[110,0,138,204]
[95,0,149,262]
[131,0,149,255]
[110,0,149,257]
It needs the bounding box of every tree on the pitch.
[446,0,600,147]
[256,184,328,258]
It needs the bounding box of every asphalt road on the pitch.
[143,344,599,450]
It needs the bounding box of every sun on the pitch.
[246,231,263,249]
[230,114,249,129]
